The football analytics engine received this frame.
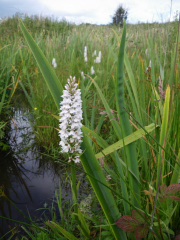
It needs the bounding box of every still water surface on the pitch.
[0,108,84,239]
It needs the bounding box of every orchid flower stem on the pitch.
[71,161,78,219]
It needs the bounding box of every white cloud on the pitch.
[0,0,179,24]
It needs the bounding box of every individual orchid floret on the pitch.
[91,66,95,75]
[52,58,57,68]
[59,76,83,163]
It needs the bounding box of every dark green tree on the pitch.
[112,5,128,26]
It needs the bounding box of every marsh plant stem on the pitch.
[71,161,78,219]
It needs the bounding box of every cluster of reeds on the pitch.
[0,14,180,239]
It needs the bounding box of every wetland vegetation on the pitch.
[0,13,180,239]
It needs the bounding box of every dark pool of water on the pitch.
[0,108,88,239]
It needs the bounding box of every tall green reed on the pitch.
[19,18,129,240]
[1,14,180,239]
[18,16,172,239]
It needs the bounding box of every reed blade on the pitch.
[156,85,170,188]
[115,19,140,208]
[19,19,63,109]
[80,134,127,240]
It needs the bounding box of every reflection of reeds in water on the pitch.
[0,148,87,238]
[0,150,33,237]
[0,145,68,238]
[0,148,65,238]
[0,107,89,238]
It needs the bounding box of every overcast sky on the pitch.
[0,0,179,24]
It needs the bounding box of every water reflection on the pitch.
[0,108,63,239]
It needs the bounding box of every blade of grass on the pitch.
[19,19,64,109]
[156,85,170,188]
[89,93,96,146]
[82,126,141,183]
[115,19,140,208]
[19,81,35,109]
[95,123,155,159]
[115,151,130,215]
[8,62,22,103]
[170,149,180,184]
[88,75,122,140]
[80,133,127,240]
[81,77,88,127]
[95,93,115,135]
[46,221,79,240]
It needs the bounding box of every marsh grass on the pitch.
[0,15,178,148]
[1,14,180,239]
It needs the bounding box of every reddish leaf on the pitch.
[116,215,138,232]
[134,224,149,239]
[175,234,180,240]
[160,183,167,196]
[166,184,180,195]
[167,195,180,201]
[132,210,145,224]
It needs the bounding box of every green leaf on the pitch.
[80,133,127,240]
[95,123,155,159]
[46,221,79,240]
[77,208,90,237]
[95,93,115,135]
[81,77,88,127]
[82,126,140,183]
[19,81,35,109]
[115,19,140,208]
[124,52,142,119]
[171,150,180,184]
[115,151,130,215]
[8,62,22,104]
[19,19,63,109]
[89,76,122,140]
[157,85,170,188]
